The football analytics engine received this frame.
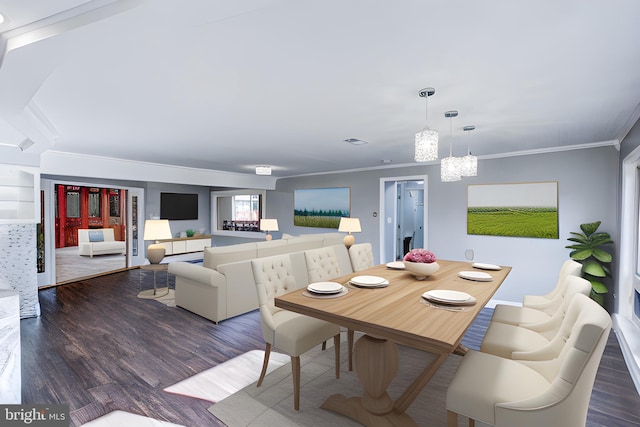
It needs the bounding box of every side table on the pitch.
[138,264,170,297]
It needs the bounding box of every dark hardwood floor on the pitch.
[21,270,640,426]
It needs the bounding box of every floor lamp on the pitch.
[144,219,172,264]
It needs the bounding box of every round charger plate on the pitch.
[307,281,343,294]
[458,271,493,282]
[350,275,388,287]
[386,261,405,270]
[422,290,476,304]
[472,262,502,271]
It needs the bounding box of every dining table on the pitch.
[275,259,511,426]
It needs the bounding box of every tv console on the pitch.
[155,235,211,256]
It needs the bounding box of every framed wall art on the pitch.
[467,181,558,239]
[294,187,351,228]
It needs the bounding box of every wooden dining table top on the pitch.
[275,260,511,355]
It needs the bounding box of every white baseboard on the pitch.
[612,314,640,396]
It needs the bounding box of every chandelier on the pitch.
[441,110,461,182]
[414,88,438,162]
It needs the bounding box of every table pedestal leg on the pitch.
[321,334,417,427]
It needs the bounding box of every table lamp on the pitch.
[259,218,279,240]
[339,217,361,248]
[144,219,172,264]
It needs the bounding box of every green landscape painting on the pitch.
[294,187,350,228]
[467,182,558,239]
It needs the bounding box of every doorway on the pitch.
[379,175,428,263]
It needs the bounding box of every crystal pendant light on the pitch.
[441,110,461,182]
[414,88,438,162]
[460,125,477,177]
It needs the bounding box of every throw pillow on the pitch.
[88,230,104,242]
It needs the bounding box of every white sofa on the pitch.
[78,228,126,257]
[168,233,354,323]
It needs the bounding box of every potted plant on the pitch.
[565,221,614,306]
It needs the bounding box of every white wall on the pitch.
[271,145,619,304]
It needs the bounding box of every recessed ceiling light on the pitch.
[255,166,271,175]
[344,138,368,145]
[0,14,4,25]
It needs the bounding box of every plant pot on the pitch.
[404,261,440,280]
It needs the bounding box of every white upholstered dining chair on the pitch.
[489,270,590,326]
[348,242,375,272]
[521,259,583,308]
[251,254,341,410]
[303,246,357,371]
[479,276,592,359]
[447,293,611,427]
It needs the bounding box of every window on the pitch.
[109,192,120,217]
[211,190,265,234]
[66,191,80,218]
[88,191,100,217]
[233,194,260,221]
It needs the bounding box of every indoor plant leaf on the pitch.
[582,259,606,277]
[570,249,593,261]
[591,248,613,263]
[580,221,601,236]
[590,280,609,294]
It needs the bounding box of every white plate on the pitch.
[386,261,405,270]
[307,281,344,294]
[422,290,476,305]
[458,271,494,282]
[472,262,502,271]
[303,288,349,299]
[350,275,388,287]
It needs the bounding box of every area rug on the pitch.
[137,288,176,307]
[164,350,290,403]
[208,336,490,427]
[79,410,186,427]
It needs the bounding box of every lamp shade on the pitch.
[338,217,361,233]
[259,218,279,232]
[414,127,439,162]
[144,219,172,264]
[143,219,172,240]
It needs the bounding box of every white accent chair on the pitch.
[251,254,341,410]
[348,242,375,272]
[479,276,592,359]
[522,259,583,307]
[490,264,588,326]
[446,293,611,427]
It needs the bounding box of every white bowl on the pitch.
[404,261,440,280]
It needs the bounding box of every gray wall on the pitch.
[270,145,618,303]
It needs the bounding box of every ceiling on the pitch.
[0,0,639,178]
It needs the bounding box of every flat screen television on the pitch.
[160,192,198,220]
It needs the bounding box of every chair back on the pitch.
[498,293,611,426]
[524,275,592,339]
[251,254,302,341]
[538,269,591,316]
[349,243,375,271]
[304,246,342,282]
